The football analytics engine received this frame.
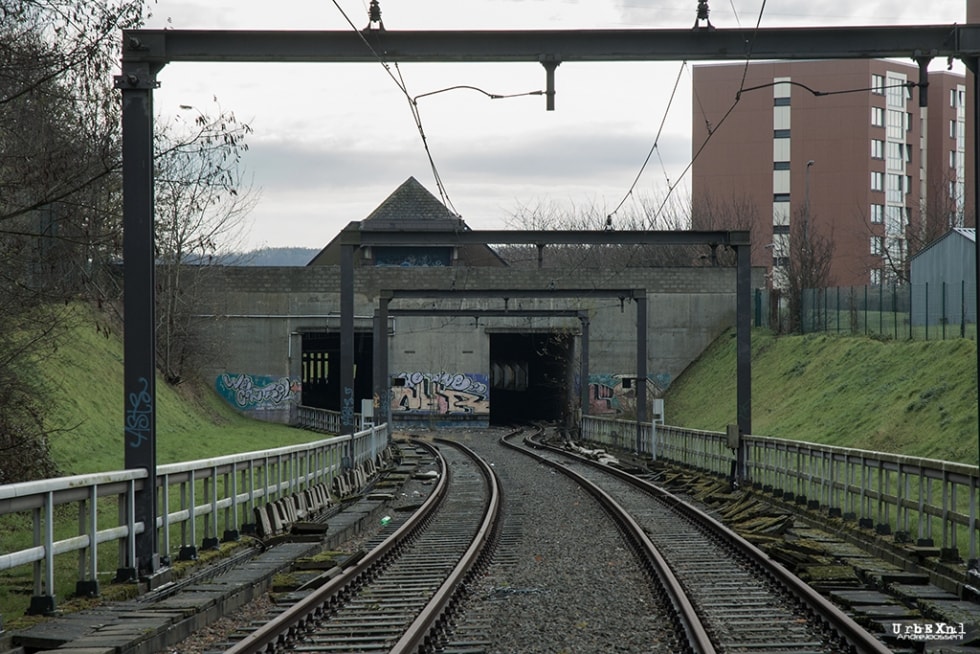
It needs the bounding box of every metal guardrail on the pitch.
[0,420,390,621]
[581,415,980,562]
[295,405,364,435]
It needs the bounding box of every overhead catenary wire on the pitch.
[606,0,769,232]
[642,0,918,230]
[394,62,458,214]
[642,0,769,226]
[606,61,688,226]
[330,0,545,221]
[330,0,458,212]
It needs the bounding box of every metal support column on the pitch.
[736,242,752,484]
[340,230,356,466]
[115,61,160,578]
[540,57,560,111]
[579,312,590,422]
[635,292,648,455]
[967,56,980,476]
[375,293,391,436]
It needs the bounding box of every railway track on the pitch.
[192,426,939,652]
[508,427,893,654]
[218,437,501,654]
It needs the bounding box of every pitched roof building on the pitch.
[308,177,507,267]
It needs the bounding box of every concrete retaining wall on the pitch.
[187,264,763,423]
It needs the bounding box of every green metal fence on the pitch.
[754,283,977,339]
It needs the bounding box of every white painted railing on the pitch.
[0,423,390,622]
[581,416,980,562]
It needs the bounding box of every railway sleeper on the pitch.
[254,445,401,542]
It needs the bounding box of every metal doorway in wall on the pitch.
[301,331,373,412]
[489,331,573,425]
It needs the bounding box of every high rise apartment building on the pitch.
[691,59,968,288]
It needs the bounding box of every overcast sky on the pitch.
[141,1,967,251]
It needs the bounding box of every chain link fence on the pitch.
[753,282,977,340]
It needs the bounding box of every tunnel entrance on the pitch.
[489,331,573,425]
[301,331,373,412]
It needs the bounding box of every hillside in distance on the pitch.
[195,247,318,266]
[664,330,979,465]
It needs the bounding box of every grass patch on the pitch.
[39,304,316,473]
[665,329,978,464]
[1,303,323,624]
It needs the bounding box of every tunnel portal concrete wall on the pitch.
[190,264,762,424]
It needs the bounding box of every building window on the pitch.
[951,88,958,107]
[887,76,907,108]
[950,120,957,138]
[773,129,791,138]
[871,139,884,159]
[871,203,884,223]
[773,161,790,171]
[871,74,885,94]
[886,173,903,202]
[870,268,882,285]
[774,96,790,106]
[871,106,885,127]
[886,109,904,139]
[773,224,790,234]
[773,256,789,267]
[773,193,791,203]
[374,246,452,267]
[871,236,883,256]
[871,171,884,191]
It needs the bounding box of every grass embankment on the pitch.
[665,329,978,465]
[0,304,321,626]
[42,304,315,474]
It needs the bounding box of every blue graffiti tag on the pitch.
[341,386,355,425]
[125,377,152,448]
[216,373,298,410]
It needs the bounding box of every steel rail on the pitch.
[501,427,716,654]
[390,437,503,653]
[530,435,893,654]
[221,440,450,654]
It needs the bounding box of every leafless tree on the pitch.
[784,205,835,332]
[498,191,724,269]
[154,102,259,384]
[1,1,146,296]
[0,2,260,479]
[853,170,965,286]
[0,0,146,482]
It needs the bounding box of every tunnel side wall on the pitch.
[189,265,763,424]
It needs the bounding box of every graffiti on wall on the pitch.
[588,373,670,415]
[391,372,489,415]
[216,373,301,410]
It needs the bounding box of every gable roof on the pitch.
[911,227,976,261]
[360,176,466,232]
[306,177,507,267]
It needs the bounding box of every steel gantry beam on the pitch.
[121,25,980,65]
[118,22,980,576]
